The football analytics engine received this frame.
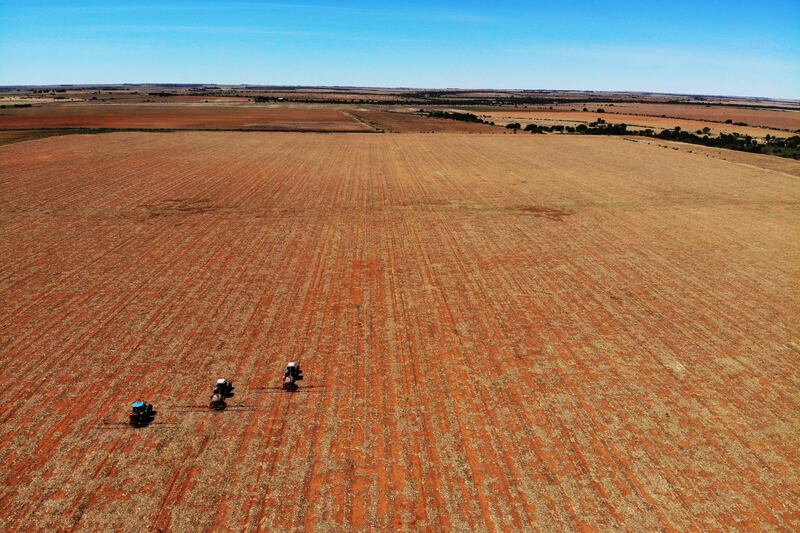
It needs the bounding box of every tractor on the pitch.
[129,401,156,427]
[214,378,235,398]
[283,362,304,392]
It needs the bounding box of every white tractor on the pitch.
[214,378,235,398]
[209,378,234,410]
[283,362,304,391]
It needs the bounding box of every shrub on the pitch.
[426,110,489,124]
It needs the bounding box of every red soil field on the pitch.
[99,95,252,104]
[350,109,501,133]
[247,91,417,102]
[0,132,798,530]
[589,103,800,131]
[0,130,70,146]
[473,110,794,138]
[632,137,800,176]
[0,104,372,131]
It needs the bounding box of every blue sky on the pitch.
[1,1,798,98]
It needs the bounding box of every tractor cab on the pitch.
[214,378,235,397]
[129,401,155,427]
[285,362,303,381]
[283,362,304,391]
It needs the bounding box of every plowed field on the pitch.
[349,109,501,133]
[1,132,798,531]
[472,110,794,138]
[488,102,800,131]
[0,104,371,131]
[602,103,800,131]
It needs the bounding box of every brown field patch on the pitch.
[0,132,798,530]
[0,103,372,131]
[349,109,501,133]
[0,130,74,146]
[605,102,800,131]
[633,138,800,177]
[473,110,793,138]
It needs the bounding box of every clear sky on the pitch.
[1,1,798,98]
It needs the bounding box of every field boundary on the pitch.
[0,126,382,146]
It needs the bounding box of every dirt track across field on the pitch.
[0,132,798,530]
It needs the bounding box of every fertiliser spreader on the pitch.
[209,393,227,411]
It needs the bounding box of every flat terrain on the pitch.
[0,130,72,146]
[0,104,372,131]
[0,104,504,135]
[602,103,800,131]
[471,110,795,138]
[350,109,501,133]
[489,103,800,132]
[1,132,798,531]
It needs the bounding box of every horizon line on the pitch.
[1,83,798,102]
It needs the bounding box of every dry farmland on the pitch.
[0,104,373,131]
[485,102,800,132]
[349,109,500,133]
[600,103,800,131]
[1,132,799,531]
[470,110,794,139]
